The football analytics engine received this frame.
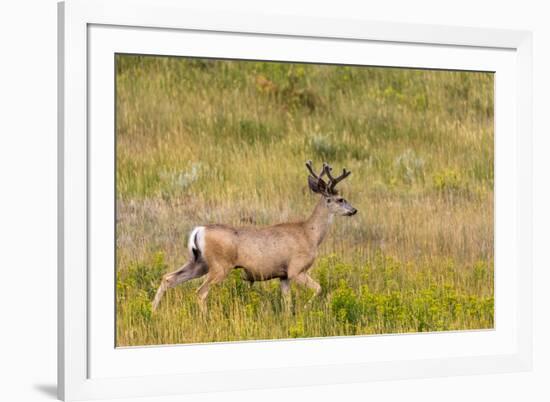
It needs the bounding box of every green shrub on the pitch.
[331,280,361,324]
[289,318,305,338]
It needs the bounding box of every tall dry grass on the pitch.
[115,55,494,346]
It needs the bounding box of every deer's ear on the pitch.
[308,175,328,194]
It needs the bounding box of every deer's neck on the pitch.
[305,198,334,247]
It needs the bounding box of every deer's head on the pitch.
[306,160,357,216]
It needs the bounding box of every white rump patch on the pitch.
[188,226,206,256]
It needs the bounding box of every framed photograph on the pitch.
[58,0,533,400]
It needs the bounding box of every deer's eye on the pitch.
[337,199,344,203]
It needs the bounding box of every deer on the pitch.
[151,161,357,312]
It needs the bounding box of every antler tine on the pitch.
[322,162,334,181]
[305,160,317,178]
[306,160,326,179]
[324,163,351,193]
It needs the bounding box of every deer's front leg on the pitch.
[293,273,321,307]
[280,278,291,311]
[286,257,317,308]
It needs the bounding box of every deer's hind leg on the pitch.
[152,260,208,311]
[196,261,232,313]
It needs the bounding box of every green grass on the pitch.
[115,55,494,346]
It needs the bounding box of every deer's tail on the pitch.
[188,226,206,261]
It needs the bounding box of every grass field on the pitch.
[115,55,494,346]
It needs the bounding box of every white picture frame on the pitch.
[58,0,533,400]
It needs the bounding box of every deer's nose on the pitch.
[348,208,357,216]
